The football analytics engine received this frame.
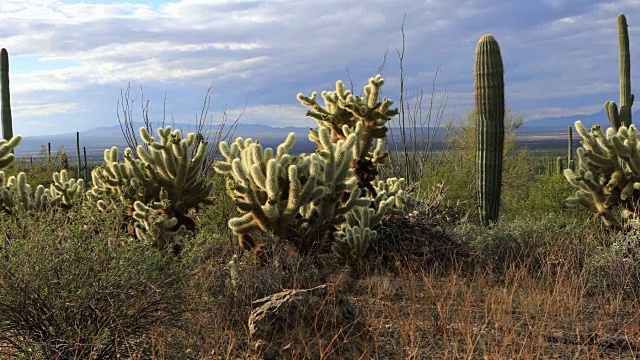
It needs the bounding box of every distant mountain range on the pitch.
[518,109,640,134]
[12,109,636,160]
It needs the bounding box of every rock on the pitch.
[248,284,371,359]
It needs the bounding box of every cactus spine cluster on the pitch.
[1,49,12,142]
[474,34,505,226]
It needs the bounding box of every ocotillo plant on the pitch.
[76,132,86,180]
[474,34,505,226]
[606,14,633,130]
[1,48,12,141]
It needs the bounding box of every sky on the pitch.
[0,0,639,136]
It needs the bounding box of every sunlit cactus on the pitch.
[474,34,505,226]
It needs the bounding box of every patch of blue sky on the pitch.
[58,0,171,10]
[11,56,77,74]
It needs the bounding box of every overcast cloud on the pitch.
[0,0,639,136]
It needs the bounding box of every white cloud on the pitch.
[0,0,638,136]
[12,101,81,117]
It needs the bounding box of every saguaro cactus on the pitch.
[76,132,86,180]
[606,14,634,130]
[1,48,12,141]
[474,34,505,226]
[568,126,575,171]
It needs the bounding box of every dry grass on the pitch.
[132,216,640,360]
[1,176,639,359]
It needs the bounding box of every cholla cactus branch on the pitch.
[0,135,20,171]
[297,75,398,197]
[132,199,191,253]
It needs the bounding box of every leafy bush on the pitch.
[514,173,592,222]
[196,173,236,241]
[6,146,66,187]
[0,207,189,359]
[450,212,589,273]
[419,108,534,218]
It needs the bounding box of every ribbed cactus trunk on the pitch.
[1,48,13,141]
[606,14,633,130]
[567,126,575,171]
[474,34,505,226]
[618,14,632,128]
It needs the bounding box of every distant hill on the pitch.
[13,109,639,159]
[14,122,316,160]
[518,109,640,134]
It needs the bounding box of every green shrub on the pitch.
[419,108,534,219]
[196,173,236,241]
[0,207,189,359]
[585,221,640,298]
[450,212,591,273]
[514,173,591,222]
[6,146,65,187]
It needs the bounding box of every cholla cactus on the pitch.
[0,172,47,211]
[333,177,418,262]
[49,169,85,208]
[0,170,83,213]
[371,177,420,212]
[87,146,153,215]
[132,198,191,253]
[89,126,212,217]
[219,75,420,264]
[87,127,213,253]
[136,127,213,212]
[564,120,640,229]
[0,135,20,171]
[215,125,370,254]
[0,136,82,213]
[297,75,398,197]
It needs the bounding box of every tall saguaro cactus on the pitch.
[606,14,633,130]
[568,126,575,171]
[1,48,13,141]
[76,132,86,180]
[474,34,505,226]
